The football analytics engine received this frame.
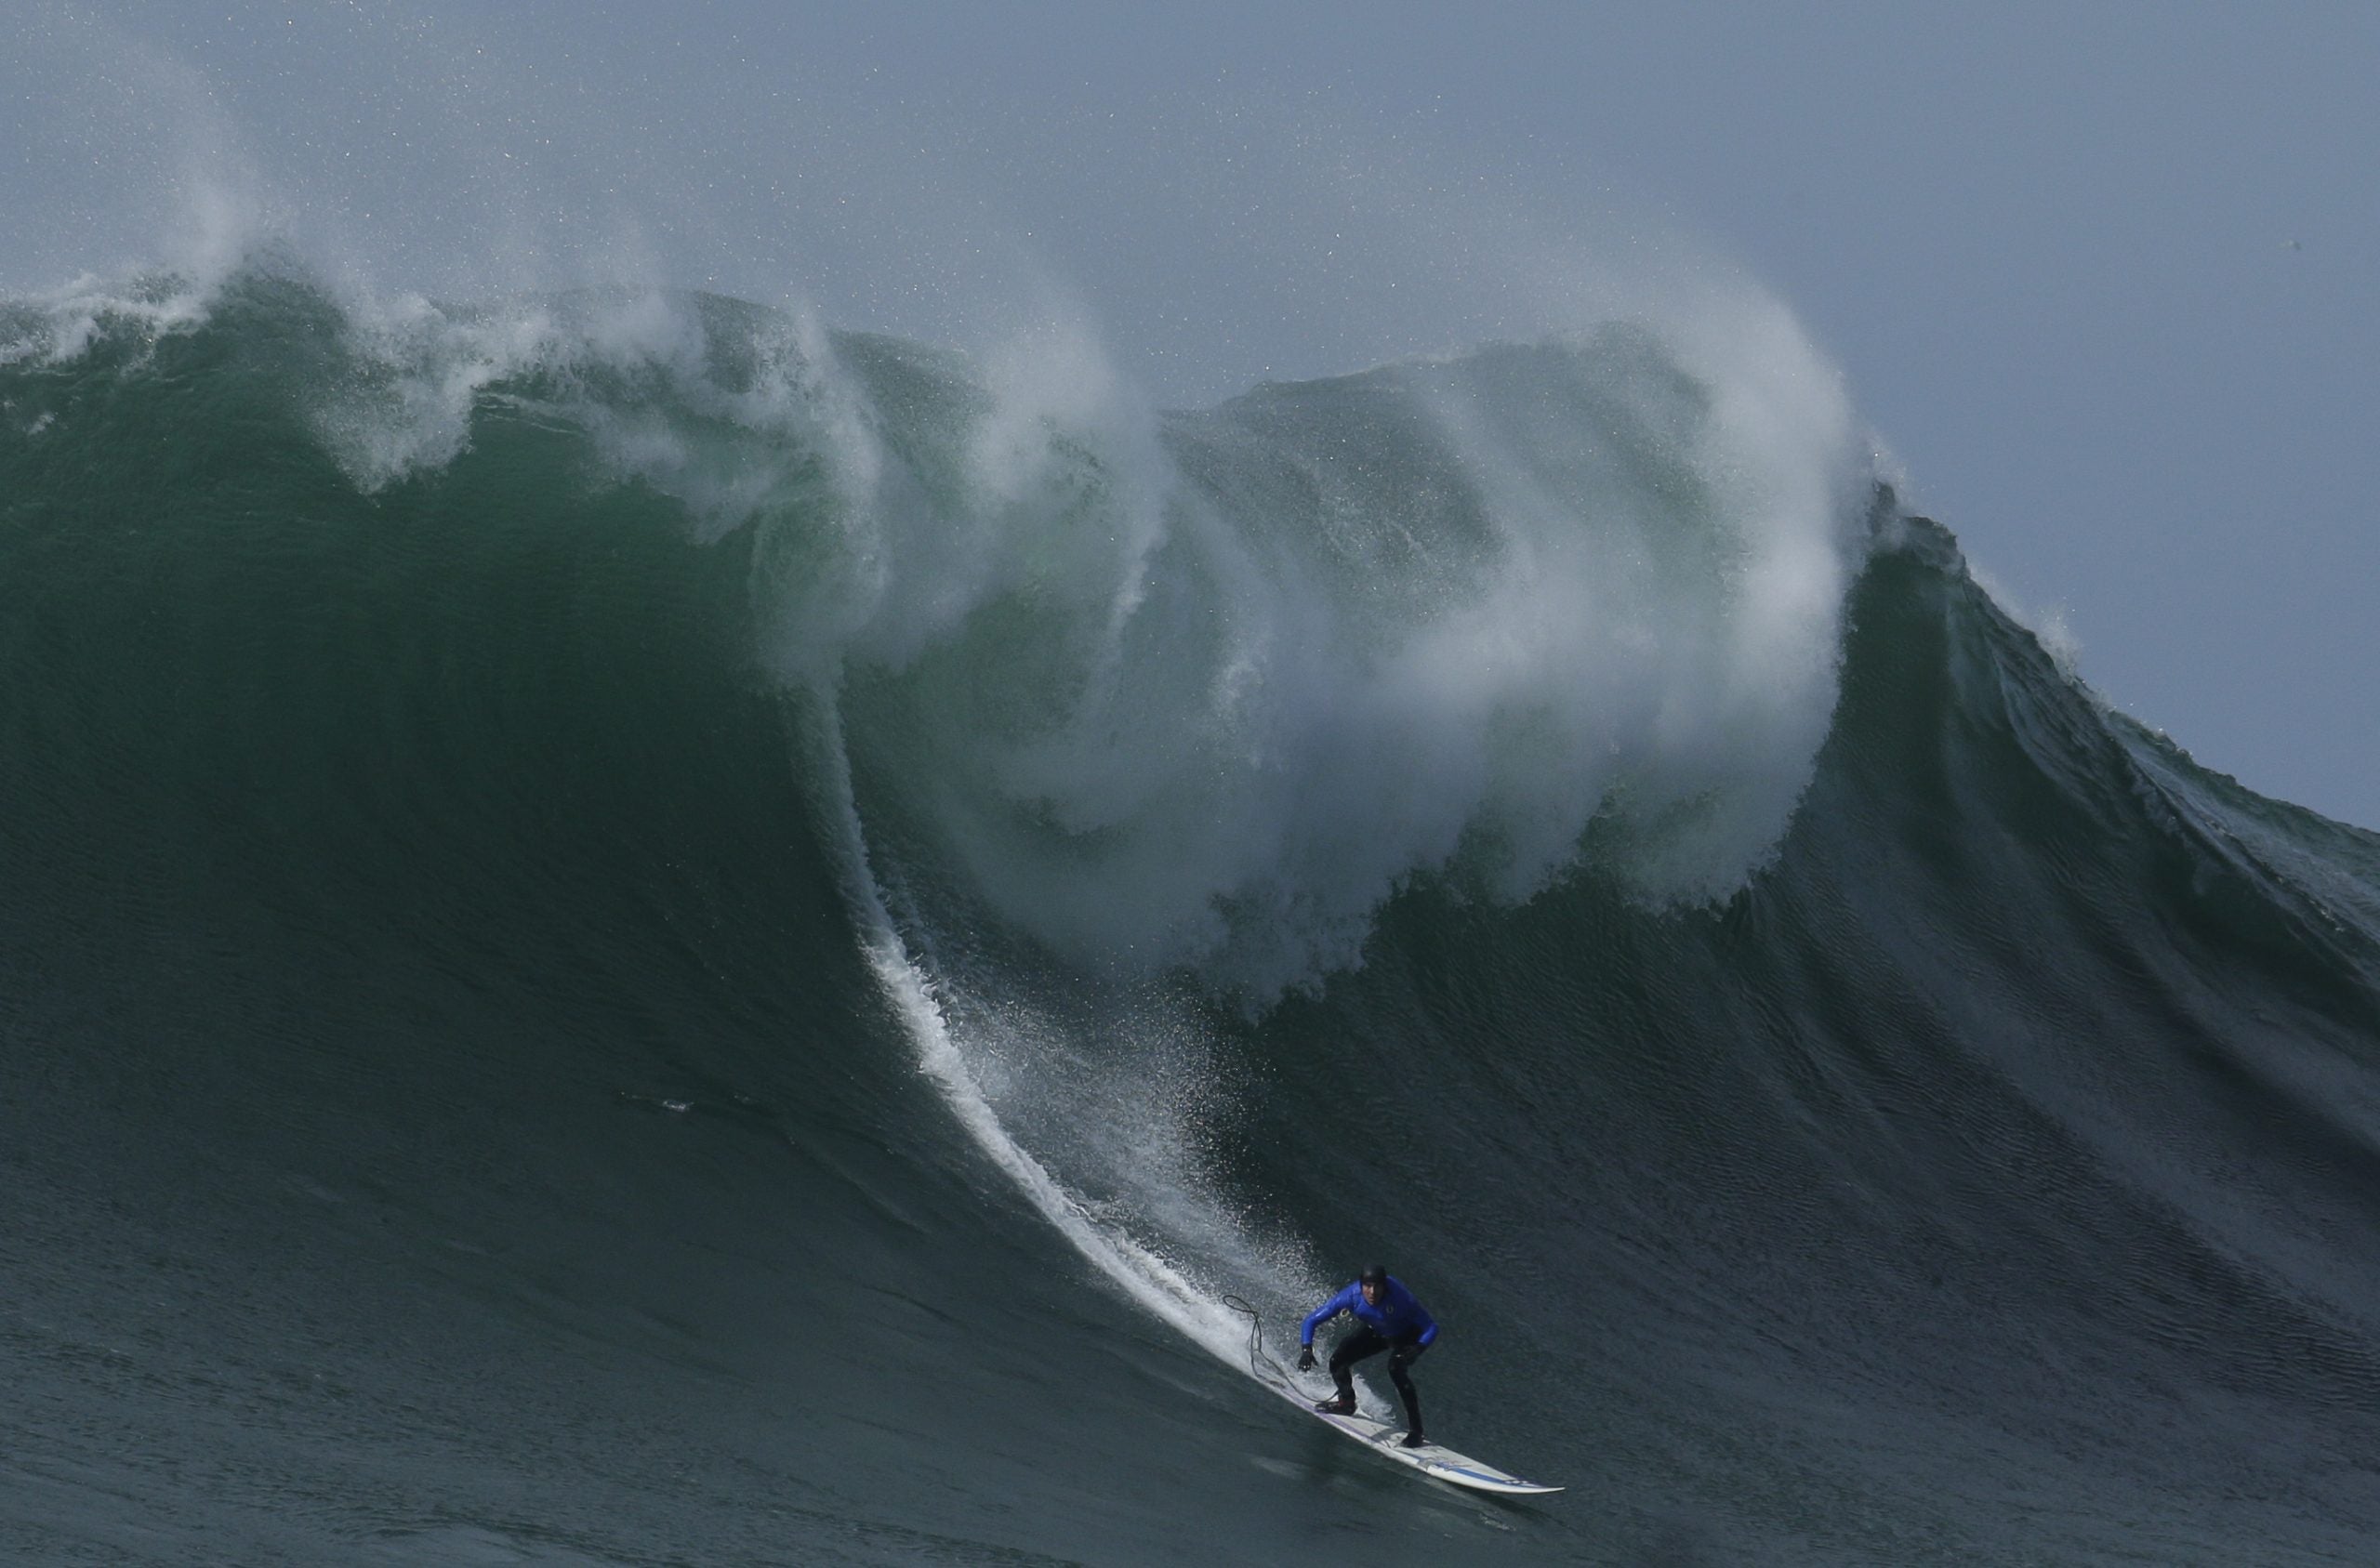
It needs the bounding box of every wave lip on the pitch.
[3,262,1877,999]
[801,316,1875,997]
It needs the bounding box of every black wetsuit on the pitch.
[1329,1325,1432,1434]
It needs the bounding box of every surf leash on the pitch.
[1222,1293,1300,1385]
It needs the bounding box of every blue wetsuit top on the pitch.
[1300,1275,1438,1348]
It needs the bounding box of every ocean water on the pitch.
[6,267,2380,1565]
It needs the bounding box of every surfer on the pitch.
[1297,1263,1437,1447]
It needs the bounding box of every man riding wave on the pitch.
[1297,1263,1436,1448]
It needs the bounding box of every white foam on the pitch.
[778,292,1872,996]
[0,268,223,369]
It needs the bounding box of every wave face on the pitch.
[7,270,2380,1567]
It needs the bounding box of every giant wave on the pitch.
[5,265,2380,1566]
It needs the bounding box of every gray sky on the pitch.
[12,2,2378,826]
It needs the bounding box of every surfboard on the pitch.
[1252,1361,1563,1496]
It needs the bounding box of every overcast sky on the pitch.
[11,2,2377,826]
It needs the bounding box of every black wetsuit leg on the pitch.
[1386,1335,1429,1436]
[1327,1326,1389,1399]
[1329,1329,1429,1434]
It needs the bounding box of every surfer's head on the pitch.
[1360,1263,1389,1303]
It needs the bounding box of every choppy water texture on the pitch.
[7,270,2380,1565]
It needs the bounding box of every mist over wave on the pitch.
[7,258,1872,995]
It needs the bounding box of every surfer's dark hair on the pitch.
[1360,1263,1389,1286]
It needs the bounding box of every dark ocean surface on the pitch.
[7,271,2380,1565]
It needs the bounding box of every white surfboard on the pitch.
[1253,1361,1563,1496]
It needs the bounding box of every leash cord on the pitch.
[1221,1293,1300,1385]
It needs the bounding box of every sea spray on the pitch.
[787,310,1873,996]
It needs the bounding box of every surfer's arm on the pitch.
[1300,1285,1357,1346]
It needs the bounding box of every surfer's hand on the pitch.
[1297,1345,1316,1371]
